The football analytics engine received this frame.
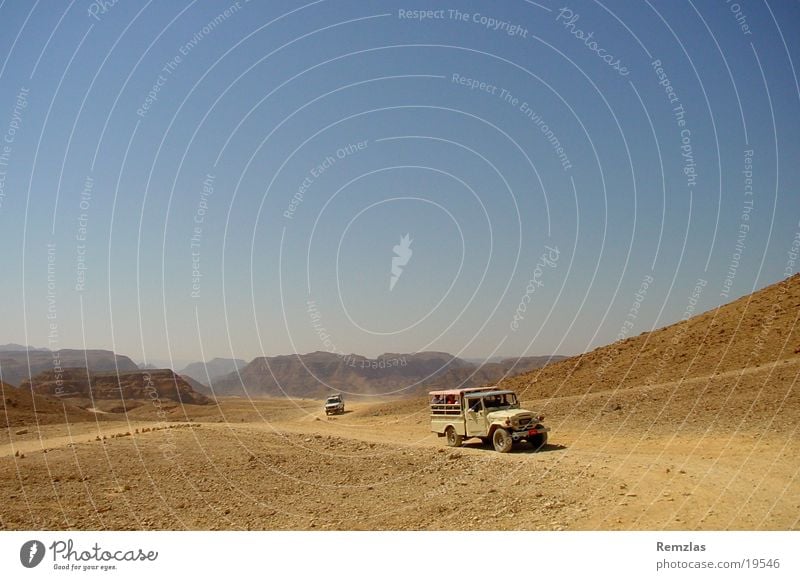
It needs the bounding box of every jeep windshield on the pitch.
[478,391,518,410]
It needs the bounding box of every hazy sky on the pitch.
[0,0,798,366]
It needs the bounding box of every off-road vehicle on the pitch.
[324,394,345,415]
[429,387,549,452]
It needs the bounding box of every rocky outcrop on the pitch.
[23,369,211,405]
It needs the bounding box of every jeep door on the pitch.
[464,397,487,437]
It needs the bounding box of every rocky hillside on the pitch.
[0,381,102,427]
[23,369,211,406]
[0,349,138,388]
[502,273,800,399]
[213,351,563,398]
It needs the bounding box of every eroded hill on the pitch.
[502,274,800,400]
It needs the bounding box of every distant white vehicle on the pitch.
[324,394,345,415]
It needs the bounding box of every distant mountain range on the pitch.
[179,358,247,384]
[0,343,49,352]
[211,351,566,398]
[0,349,139,387]
[0,344,565,401]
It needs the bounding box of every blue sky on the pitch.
[0,0,798,367]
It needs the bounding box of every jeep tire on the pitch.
[492,428,513,453]
[528,425,548,451]
[445,426,463,447]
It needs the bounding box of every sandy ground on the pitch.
[1,361,798,531]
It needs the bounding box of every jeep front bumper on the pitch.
[510,426,550,440]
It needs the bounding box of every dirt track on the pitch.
[1,362,798,531]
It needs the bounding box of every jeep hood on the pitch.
[486,409,536,421]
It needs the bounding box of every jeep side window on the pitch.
[469,399,481,412]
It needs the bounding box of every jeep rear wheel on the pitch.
[445,426,463,447]
[492,428,513,453]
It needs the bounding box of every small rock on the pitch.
[15,429,28,435]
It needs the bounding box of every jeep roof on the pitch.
[428,386,495,397]
[463,390,515,399]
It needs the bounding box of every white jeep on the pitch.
[324,394,345,415]
[429,387,549,452]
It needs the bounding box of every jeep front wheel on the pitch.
[445,426,463,447]
[528,425,548,451]
[492,428,513,453]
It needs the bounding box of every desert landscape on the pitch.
[1,274,798,531]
